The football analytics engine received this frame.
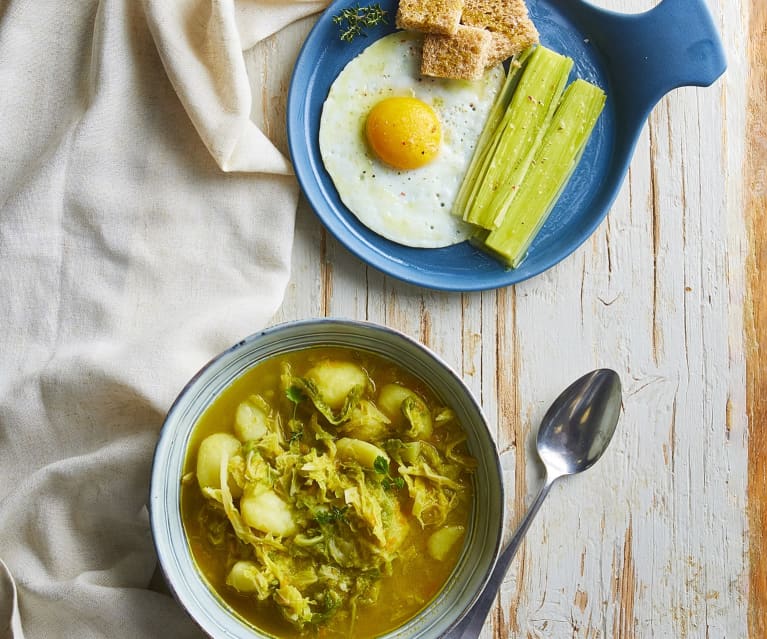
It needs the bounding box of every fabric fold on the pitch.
[142,0,326,174]
[234,0,328,49]
[0,560,23,639]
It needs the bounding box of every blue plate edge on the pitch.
[286,0,646,292]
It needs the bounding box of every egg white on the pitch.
[319,31,505,248]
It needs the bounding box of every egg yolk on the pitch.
[365,97,441,170]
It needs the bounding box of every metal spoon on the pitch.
[444,368,622,639]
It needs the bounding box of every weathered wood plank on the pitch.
[746,0,767,636]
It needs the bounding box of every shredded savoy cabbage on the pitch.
[189,358,476,632]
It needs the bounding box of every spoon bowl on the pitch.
[445,368,622,639]
[537,369,622,476]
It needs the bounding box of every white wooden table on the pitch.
[248,0,765,635]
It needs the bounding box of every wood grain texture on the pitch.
[253,0,751,634]
[746,0,767,635]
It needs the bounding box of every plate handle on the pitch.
[573,0,727,122]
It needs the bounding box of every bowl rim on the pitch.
[150,318,505,638]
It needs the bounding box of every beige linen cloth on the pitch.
[0,0,326,636]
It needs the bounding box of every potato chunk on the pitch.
[427,525,465,560]
[336,437,388,469]
[402,395,433,439]
[378,384,433,437]
[234,398,269,441]
[377,383,416,422]
[226,561,270,596]
[305,360,367,409]
[384,504,411,553]
[196,433,241,494]
[241,488,297,537]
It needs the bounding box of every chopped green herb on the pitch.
[382,476,406,491]
[286,385,307,421]
[333,3,388,43]
[373,455,389,476]
[374,455,403,491]
[310,590,343,624]
[286,385,306,404]
[316,505,349,525]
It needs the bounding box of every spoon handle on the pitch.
[447,473,558,639]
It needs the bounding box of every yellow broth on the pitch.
[181,346,475,638]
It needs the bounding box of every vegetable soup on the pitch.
[181,346,476,638]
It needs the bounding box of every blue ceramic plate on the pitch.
[287,0,725,291]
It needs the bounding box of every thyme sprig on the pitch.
[333,3,388,43]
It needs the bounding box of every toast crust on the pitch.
[396,0,464,35]
[421,24,492,80]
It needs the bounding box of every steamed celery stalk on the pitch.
[482,79,606,267]
[451,49,532,219]
[463,46,573,229]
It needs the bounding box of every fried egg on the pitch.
[319,32,504,248]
